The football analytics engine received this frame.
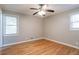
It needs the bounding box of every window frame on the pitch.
[3,14,19,36]
[70,13,79,31]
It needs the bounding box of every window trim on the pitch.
[70,13,79,31]
[3,14,19,36]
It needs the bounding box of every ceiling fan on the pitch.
[30,4,54,16]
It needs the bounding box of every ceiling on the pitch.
[0,4,79,17]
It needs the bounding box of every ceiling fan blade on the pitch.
[30,8,38,10]
[33,12,38,15]
[39,4,45,7]
[46,10,54,12]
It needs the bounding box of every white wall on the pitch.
[3,10,43,45]
[0,8,2,47]
[44,8,79,47]
[2,8,79,48]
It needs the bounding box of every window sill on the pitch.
[3,34,18,36]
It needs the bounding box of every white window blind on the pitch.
[4,15,18,35]
[70,14,79,30]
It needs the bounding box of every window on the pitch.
[4,15,18,35]
[70,14,79,30]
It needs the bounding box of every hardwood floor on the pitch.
[0,48,2,55]
[1,39,79,55]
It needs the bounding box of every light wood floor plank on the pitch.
[1,39,79,55]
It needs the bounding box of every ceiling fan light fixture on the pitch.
[38,11,46,16]
[30,4,54,16]
[43,5,47,10]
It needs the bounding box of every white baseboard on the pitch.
[44,38,79,49]
[0,45,2,48]
[2,37,79,49]
[3,37,44,47]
